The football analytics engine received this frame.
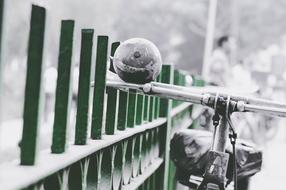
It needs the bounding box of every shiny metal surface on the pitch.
[94,72,286,118]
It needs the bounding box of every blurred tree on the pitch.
[239,0,286,58]
[2,0,286,121]
[113,0,286,72]
[113,0,209,74]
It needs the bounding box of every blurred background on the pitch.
[2,0,286,121]
[0,0,286,189]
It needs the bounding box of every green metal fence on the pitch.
[0,4,204,190]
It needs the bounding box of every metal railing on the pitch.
[0,4,203,190]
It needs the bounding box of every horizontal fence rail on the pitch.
[0,3,205,190]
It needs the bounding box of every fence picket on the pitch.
[51,20,75,153]
[135,94,144,125]
[75,29,94,145]
[117,91,128,131]
[126,92,137,128]
[105,42,120,135]
[0,3,199,188]
[143,96,150,122]
[91,35,109,139]
[21,5,46,165]
[148,97,154,122]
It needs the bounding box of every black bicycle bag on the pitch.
[170,129,262,186]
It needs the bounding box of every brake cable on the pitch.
[225,96,238,190]
[211,93,220,150]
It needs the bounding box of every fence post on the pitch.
[74,29,94,145]
[154,74,161,119]
[172,70,180,107]
[20,5,46,165]
[105,42,120,135]
[135,94,144,125]
[109,42,120,73]
[117,91,128,131]
[149,96,155,122]
[143,96,150,122]
[91,35,109,139]
[159,65,174,190]
[127,92,137,128]
[51,20,75,153]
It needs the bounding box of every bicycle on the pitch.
[93,38,286,190]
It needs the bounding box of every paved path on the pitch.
[249,118,286,190]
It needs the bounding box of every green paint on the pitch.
[155,165,165,189]
[99,148,112,189]
[148,97,154,122]
[20,5,46,165]
[135,94,144,125]
[138,133,143,174]
[154,128,160,157]
[68,162,83,190]
[113,144,123,190]
[150,173,156,190]
[44,171,63,190]
[109,42,120,73]
[168,160,177,190]
[51,20,74,154]
[152,97,156,120]
[117,91,128,130]
[192,75,205,87]
[126,92,137,128]
[105,87,117,134]
[74,29,94,145]
[141,96,145,123]
[105,42,120,135]
[172,70,180,108]
[159,65,172,118]
[144,176,151,190]
[140,133,147,173]
[146,131,152,165]
[181,73,186,86]
[123,139,133,184]
[91,36,109,139]
[152,97,156,119]
[132,135,141,177]
[154,74,161,119]
[143,96,150,122]
[86,154,101,189]
[160,65,174,190]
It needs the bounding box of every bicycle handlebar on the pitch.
[102,78,286,117]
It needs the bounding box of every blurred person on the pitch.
[205,35,232,86]
[199,36,233,131]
